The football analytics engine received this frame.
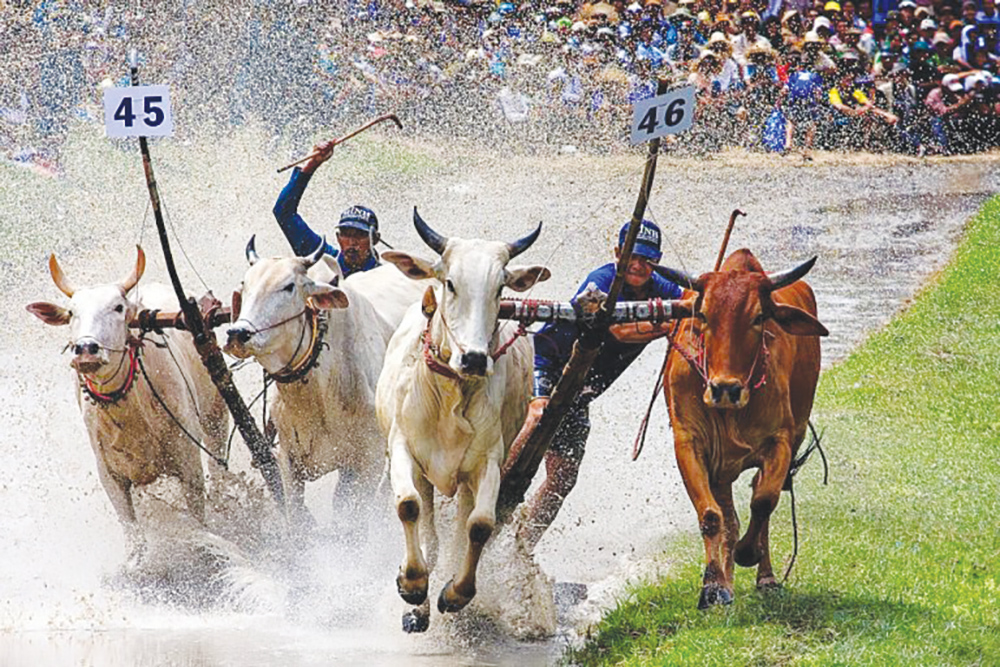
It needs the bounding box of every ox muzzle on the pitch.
[459,350,489,377]
[70,337,109,374]
[223,324,255,359]
[705,378,749,409]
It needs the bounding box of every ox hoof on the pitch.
[396,570,428,606]
[437,578,474,614]
[402,608,430,633]
[757,576,782,593]
[698,583,734,610]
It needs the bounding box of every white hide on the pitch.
[225,257,429,518]
[28,278,228,562]
[375,236,547,630]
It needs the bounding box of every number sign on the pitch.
[629,86,695,145]
[103,85,173,137]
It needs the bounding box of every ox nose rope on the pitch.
[781,421,828,585]
[133,346,229,468]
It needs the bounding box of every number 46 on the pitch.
[113,95,165,128]
[637,98,687,135]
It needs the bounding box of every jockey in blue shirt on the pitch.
[273,139,381,278]
[514,219,683,550]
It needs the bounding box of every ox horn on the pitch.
[246,235,260,266]
[413,207,448,255]
[653,265,700,291]
[48,253,75,298]
[302,237,327,268]
[767,256,818,291]
[120,245,146,293]
[507,222,543,260]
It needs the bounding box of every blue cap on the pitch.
[338,205,379,234]
[618,220,662,261]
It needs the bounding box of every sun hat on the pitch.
[920,18,937,30]
[824,1,841,11]
[942,73,964,91]
[804,29,824,42]
[898,0,917,8]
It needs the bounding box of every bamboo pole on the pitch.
[130,60,284,506]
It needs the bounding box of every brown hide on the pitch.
[663,248,825,608]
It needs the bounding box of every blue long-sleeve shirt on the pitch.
[534,263,682,397]
[272,167,380,278]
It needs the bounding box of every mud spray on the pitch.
[1,33,997,665]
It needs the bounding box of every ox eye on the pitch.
[496,285,503,299]
[696,311,707,323]
[446,280,456,295]
[282,283,294,293]
[752,314,765,326]
[114,304,124,313]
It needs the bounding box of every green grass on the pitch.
[569,197,1000,666]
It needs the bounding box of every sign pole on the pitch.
[497,79,673,522]
[127,57,285,506]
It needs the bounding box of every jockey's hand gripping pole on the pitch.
[497,79,672,523]
[129,53,285,506]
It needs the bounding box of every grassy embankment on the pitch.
[570,197,1000,665]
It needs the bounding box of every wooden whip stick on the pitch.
[276,114,403,174]
[714,209,746,272]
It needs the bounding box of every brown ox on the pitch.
[657,249,828,609]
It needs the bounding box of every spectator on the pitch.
[781,46,825,157]
[827,50,898,149]
[925,72,976,153]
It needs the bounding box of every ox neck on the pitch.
[266,307,327,385]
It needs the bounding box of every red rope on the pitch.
[491,299,537,362]
[83,343,139,405]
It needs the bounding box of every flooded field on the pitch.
[0,134,996,665]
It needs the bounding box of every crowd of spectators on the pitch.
[2,0,998,174]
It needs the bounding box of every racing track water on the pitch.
[0,133,996,665]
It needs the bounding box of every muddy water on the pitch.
[1,133,995,666]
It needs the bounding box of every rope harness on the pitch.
[79,339,140,406]
[265,307,328,385]
[76,331,228,468]
[420,295,536,382]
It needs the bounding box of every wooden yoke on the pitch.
[496,79,671,524]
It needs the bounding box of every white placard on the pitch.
[629,86,696,145]
[103,85,173,137]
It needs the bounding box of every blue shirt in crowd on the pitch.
[534,263,682,397]
[272,167,380,278]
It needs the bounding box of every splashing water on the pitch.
[1,5,998,663]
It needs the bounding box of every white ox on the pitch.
[26,247,228,564]
[224,238,428,526]
[376,209,550,633]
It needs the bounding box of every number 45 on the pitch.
[113,95,165,128]
[637,98,687,135]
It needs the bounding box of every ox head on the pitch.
[224,236,348,369]
[26,246,146,377]
[656,251,828,409]
[381,208,551,378]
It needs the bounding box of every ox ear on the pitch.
[505,266,551,292]
[26,302,71,326]
[231,289,242,322]
[305,282,349,310]
[771,303,829,337]
[382,250,439,281]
